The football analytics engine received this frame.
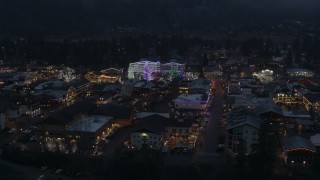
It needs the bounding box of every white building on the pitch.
[128,60,186,81]
[174,94,209,110]
[131,129,161,150]
[160,62,185,74]
[287,68,314,77]
[128,60,161,80]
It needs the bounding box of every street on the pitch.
[194,78,225,162]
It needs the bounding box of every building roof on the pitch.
[132,128,157,134]
[67,115,112,132]
[91,102,133,119]
[137,112,170,119]
[256,103,283,116]
[296,119,314,126]
[283,136,316,152]
[0,96,17,112]
[310,134,320,146]
[282,109,311,118]
[227,107,261,130]
[303,93,320,104]
[43,100,96,126]
[287,68,314,74]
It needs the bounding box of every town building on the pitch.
[174,94,209,110]
[131,129,161,150]
[282,136,316,166]
[128,60,161,81]
[287,68,314,77]
[302,93,320,112]
[227,108,261,154]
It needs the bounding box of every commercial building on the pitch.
[39,101,102,152]
[282,136,316,166]
[128,60,186,81]
[174,94,209,110]
[128,60,161,81]
[302,93,320,112]
[131,129,161,150]
[287,68,314,77]
[227,108,261,154]
[85,68,123,83]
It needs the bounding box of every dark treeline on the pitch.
[0,35,204,67]
[1,34,320,70]
[0,0,319,37]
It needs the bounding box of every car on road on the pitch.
[41,166,48,171]
[37,175,45,180]
[55,168,63,174]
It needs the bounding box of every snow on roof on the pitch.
[67,115,112,133]
[176,94,203,101]
[310,134,320,146]
[283,136,316,152]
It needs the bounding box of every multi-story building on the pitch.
[302,93,320,112]
[287,68,314,77]
[128,60,185,81]
[227,108,261,155]
[39,101,108,152]
[283,136,316,166]
[128,60,161,81]
[130,129,161,150]
[174,94,209,110]
[160,62,186,75]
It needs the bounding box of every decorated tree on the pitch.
[57,67,76,82]
[143,63,152,81]
[128,66,135,79]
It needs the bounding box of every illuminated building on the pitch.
[174,94,209,110]
[227,108,261,154]
[203,66,223,80]
[302,93,320,112]
[128,60,185,81]
[283,136,316,166]
[85,68,123,83]
[39,102,114,152]
[128,60,160,81]
[252,69,274,84]
[131,129,161,150]
[287,68,314,77]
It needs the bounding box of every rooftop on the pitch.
[283,136,316,152]
[67,115,112,132]
[176,94,206,101]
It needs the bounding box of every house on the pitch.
[302,93,320,112]
[295,119,315,133]
[227,108,261,154]
[287,68,314,77]
[120,79,139,97]
[203,66,223,79]
[282,136,316,166]
[0,113,5,130]
[19,95,41,117]
[256,103,283,120]
[39,101,99,152]
[174,93,209,110]
[310,133,320,151]
[91,102,134,127]
[163,119,198,149]
[131,129,161,150]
